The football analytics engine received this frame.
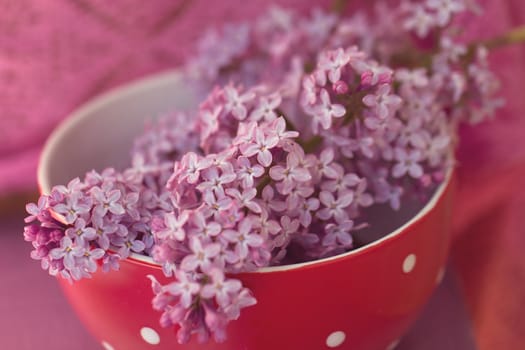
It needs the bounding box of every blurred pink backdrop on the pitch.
[0,0,317,192]
[0,1,524,349]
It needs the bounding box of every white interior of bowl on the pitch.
[38,69,452,273]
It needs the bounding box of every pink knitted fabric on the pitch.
[0,0,312,194]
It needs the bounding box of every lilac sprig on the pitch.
[142,2,503,343]
[24,164,176,281]
[25,107,200,281]
[23,0,505,345]
[144,82,375,342]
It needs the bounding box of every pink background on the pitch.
[0,0,524,349]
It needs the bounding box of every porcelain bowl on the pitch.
[38,70,455,350]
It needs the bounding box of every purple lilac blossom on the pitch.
[24,0,503,345]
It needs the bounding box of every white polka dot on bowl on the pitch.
[386,339,400,350]
[101,341,114,350]
[326,331,346,348]
[402,254,417,273]
[436,266,446,285]
[140,327,161,345]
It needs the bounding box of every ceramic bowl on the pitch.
[38,70,455,350]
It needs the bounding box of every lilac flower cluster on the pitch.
[24,174,145,281]
[25,0,503,345]
[184,0,501,206]
[402,0,467,38]
[23,110,201,281]
[185,6,339,97]
[146,84,377,341]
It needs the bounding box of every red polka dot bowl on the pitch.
[38,70,456,350]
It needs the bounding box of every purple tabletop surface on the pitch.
[0,208,477,350]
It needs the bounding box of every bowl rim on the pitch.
[38,69,454,274]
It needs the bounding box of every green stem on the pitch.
[256,172,271,194]
[276,108,298,132]
[276,108,324,153]
[461,25,525,66]
[302,135,323,153]
[331,0,350,14]
[478,25,525,50]
[391,26,525,70]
